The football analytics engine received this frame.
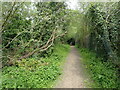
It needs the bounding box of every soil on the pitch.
[55,46,91,88]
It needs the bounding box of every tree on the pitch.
[2,2,68,66]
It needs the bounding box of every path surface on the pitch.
[55,46,91,88]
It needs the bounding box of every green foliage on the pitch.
[74,3,120,88]
[2,1,120,89]
[67,10,79,39]
[77,2,120,65]
[2,44,70,88]
[2,2,68,66]
[78,48,120,88]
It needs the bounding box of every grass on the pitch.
[2,44,70,88]
[77,48,120,88]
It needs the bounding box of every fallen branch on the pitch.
[19,31,67,60]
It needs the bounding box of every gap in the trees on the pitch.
[67,38,75,46]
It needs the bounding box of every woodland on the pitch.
[1,1,120,88]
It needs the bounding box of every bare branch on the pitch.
[18,31,67,60]
[2,31,31,50]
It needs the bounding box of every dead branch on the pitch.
[19,31,67,60]
[2,31,31,50]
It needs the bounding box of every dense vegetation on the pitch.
[1,2,70,88]
[2,44,70,88]
[78,48,120,88]
[1,1,120,88]
[2,2,69,66]
[75,2,120,66]
[74,2,120,88]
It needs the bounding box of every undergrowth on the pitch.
[2,44,70,88]
[78,48,120,88]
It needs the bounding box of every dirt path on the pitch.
[55,46,91,88]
